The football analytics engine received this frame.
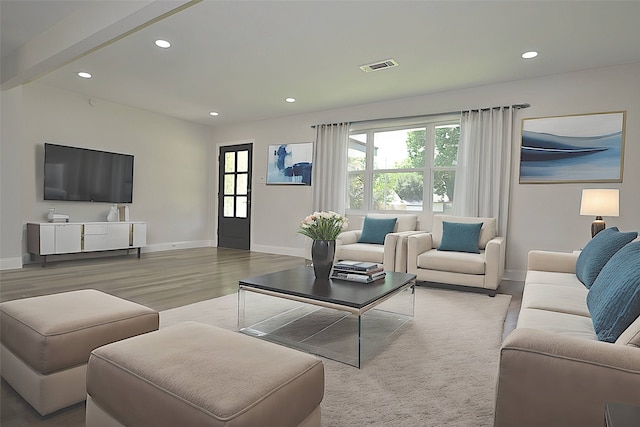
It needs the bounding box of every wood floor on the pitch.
[0,247,522,426]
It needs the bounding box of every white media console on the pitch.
[27,221,147,266]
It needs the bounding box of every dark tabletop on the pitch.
[239,266,416,309]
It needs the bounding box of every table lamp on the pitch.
[579,189,619,237]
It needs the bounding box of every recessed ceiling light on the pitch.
[285,97,296,103]
[209,111,219,116]
[155,39,171,48]
[77,72,92,79]
[521,51,538,59]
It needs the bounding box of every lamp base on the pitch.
[591,217,605,238]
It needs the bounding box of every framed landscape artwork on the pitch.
[519,111,625,184]
[266,142,313,185]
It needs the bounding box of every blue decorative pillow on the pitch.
[438,221,483,254]
[358,217,397,245]
[586,241,640,343]
[576,227,638,289]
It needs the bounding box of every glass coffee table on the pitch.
[238,266,416,368]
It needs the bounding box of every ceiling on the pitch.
[2,0,640,128]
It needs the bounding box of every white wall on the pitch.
[212,63,640,279]
[3,82,214,266]
[3,63,638,277]
[1,87,24,269]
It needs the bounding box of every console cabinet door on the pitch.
[106,223,130,249]
[37,224,56,255]
[132,223,147,247]
[54,224,82,254]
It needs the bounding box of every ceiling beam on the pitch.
[1,0,200,90]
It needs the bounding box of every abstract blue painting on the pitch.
[267,142,313,185]
[519,111,625,183]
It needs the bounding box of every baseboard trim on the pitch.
[503,269,526,282]
[143,240,214,253]
[251,244,305,258]
[0,257,23,271]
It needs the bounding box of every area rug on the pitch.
[160,287,511,427]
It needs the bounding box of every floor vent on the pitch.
[359,59,399,73]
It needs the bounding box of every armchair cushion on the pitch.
[431,215,496,249]
[438,221,483,254]
[358,217,397,245]
[575,227,638,289]
[417,250,485,275]
[587,241,640,342]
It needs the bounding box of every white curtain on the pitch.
[452,107,514,237]
[312,122,350,214]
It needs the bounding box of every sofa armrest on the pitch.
[495,328,640,427]
[389,231,426,273]
[483,236,505,290]
[407,233,433,274]
[528,250,579,273]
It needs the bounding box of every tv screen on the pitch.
[44,143,134,203]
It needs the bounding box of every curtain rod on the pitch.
[311,103,530,128]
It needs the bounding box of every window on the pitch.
[347,116,460,213]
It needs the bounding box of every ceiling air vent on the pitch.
[359,59,399,73]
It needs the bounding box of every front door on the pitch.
[217,144,252,249]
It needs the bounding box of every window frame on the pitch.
[347,114,460,215]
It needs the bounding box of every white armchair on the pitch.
[407,215,505,296]
[335,214,422,272]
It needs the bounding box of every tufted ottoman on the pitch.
[86,321,325,427]
[0,289,159,415]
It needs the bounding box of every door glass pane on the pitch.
[236,196,248,218]
[374,128,424,170]
[372,171,423,211]
[237,151,249,172]
[236,173,248,195]
[348,134,366,171]
[225,152,235,172]
[224,175,235,195]
[223,196,234,217]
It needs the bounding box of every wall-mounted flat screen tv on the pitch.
[44,143,134,203]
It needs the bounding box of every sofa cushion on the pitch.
[617,315,640,348]
[432,215,496,249]
[575,227,638,288]
[367,213,417,232]
[587,241,640,343]
[438,221,482,254]
[516,308,598,341]
[417,249,485,275]
[525,270,585,289]
[521,283,590,317]
[358,216,397,245]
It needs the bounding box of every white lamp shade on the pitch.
[580,189,619,217]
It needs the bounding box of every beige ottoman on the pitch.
[0,289,159,415]
[86,321,325,427]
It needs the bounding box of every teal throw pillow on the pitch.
[438,221,483,254]
[586,241,640,343]
[576,227,638,289]
[358,217,397,245]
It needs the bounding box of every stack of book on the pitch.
[331,261,386,283]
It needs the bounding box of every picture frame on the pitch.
[519,111,625,184]
[266,142,313,185]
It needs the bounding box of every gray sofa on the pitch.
[494,248,640,427]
